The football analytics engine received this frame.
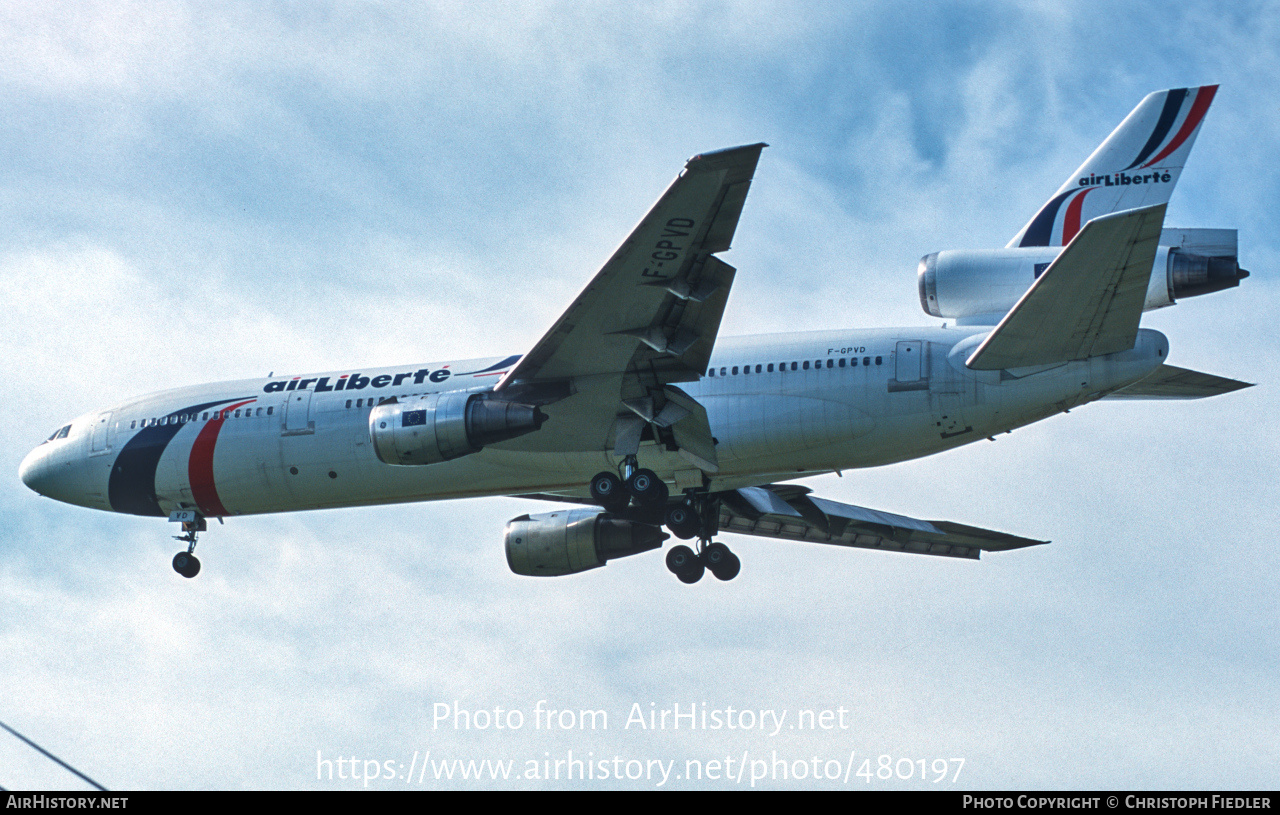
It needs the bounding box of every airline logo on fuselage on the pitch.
[263,368,452,394]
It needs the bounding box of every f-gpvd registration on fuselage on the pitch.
[20,85,1252,583]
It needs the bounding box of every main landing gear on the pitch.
[589,464,668,512]
[664,541,740,584]
[170,513,206,578]
[662,490,740,583]
[589,460,740,585]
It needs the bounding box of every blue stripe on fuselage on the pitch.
[107,398,246,517]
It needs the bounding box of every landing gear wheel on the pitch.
[664,504,700,540]
[702,542,740,581]
[172,551,201,579]
[589,471,627,511]
[627,468,668,508]
[665,544,704,584]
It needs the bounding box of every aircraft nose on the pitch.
[18,437,110,511]
[19,445,51,496]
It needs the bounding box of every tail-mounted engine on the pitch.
[919,228,1248,321]
[370,391,545,465]
[505,508,667,576]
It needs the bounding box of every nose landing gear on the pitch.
[172,548,200,579]
[169,511,206,578]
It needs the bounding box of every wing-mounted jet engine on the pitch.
[505,508,668,576]
[371,391,546,465]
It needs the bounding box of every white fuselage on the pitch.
[19,326,1169,520]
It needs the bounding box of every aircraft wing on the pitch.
[497,143,765,392]
[968,204,1166,370]
[1104,363,1254,399]
[518,484,1047,561]
[493,144,765,464]
[718,485,1046,560]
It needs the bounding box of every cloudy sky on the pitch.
[1,1,1276,790]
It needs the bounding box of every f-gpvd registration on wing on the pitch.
[20,85,1252,584]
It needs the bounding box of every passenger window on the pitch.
[802,361,809,370]
[719,367,726,376]
[755,364,762,373]
[790,362,797,371]
[267,406,273,415]
[826,359,833,369]
[838,358,846,368]
[875,356,883,365]
[732,366,738,375]
[863,357,871,366]
[767,363,774,373]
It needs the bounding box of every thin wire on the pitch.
[0,719,107,791]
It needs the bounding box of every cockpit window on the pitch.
[45,424,71,442]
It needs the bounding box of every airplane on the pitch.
[19,85,1252,584]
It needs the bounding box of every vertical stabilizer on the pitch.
[1009,85,1217,248]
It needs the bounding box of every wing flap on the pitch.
[968,204,1167,370]
[718,487,1047,561]
[513,486,1047,562]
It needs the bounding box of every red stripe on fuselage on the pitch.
[188,399,255,517]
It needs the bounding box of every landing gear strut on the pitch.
[586,465,740,584]
[170,513,206,578]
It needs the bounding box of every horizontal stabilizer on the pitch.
[1104,364,1253,399]
[967,204,1166,371]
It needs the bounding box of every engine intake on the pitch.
[370,391,545,465]
[505,508,667,576]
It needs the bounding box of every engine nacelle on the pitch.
[505,508,667,576]
[919,228,1247,322]
[370,391,545,465]
[918,247,1059,321]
